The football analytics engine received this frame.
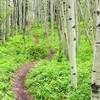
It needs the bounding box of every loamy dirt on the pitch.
[12,61,37,100]
[35,36,39,44]
[12,49,55,100]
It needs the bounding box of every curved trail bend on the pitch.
[13,34,39,100]
[12,35,54,100]
[13,61,37,100]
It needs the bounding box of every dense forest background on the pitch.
[0,0,100,100]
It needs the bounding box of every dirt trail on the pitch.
[12,36,38,100]
[13,61,37,100]
[12,35,54,100]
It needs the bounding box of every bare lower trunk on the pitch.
[67,0,77,88]
[91,0,100,100]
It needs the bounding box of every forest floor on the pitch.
[0,24,93,100]
[13,61,37,100]
[12,34,55,100]
[12,33,39,100]
[25,25,93,100]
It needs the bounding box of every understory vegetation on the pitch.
[26,25,93,100]
[1,0,99,99]
[0,35,33,99]
[0,24,93,100]
[0,26,51,99]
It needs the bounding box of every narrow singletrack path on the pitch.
[13,61,37,100]
[12,35,54,100]
[12,34,39,100]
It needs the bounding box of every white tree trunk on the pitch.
[50,0,54,40]
[92,0,100,100]
[67,0,77,88]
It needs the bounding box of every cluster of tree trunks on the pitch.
[0,0,34,44]
[0,0,100,99]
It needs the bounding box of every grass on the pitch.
[26,25,93,100]
[0,28,50,99]
[0,24,93,100]
[0,34,33,99]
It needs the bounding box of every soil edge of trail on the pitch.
[12,61,37,100]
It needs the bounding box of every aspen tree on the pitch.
[56,2,63,60]
[17,0,22,30]
[7,0,12,37]
[61,0,69,58]
[2,0,6,43]
[0,0,3,42]
[37,0,41,25]
[91,0,100,99]
[75,0,80,48]
[13,0,18,35]
[5,0,10,39]
[22,0,27,47]
[50,0,54,40]
[43,0,48,37]
[67,0,77,88]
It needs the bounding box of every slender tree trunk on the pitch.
[56,2,63,61]
[67,0,77,88]
[43,0,48,37]
[50,0,54,41]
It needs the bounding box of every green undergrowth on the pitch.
[0,26,51,100]
[26,25,93,100]
[27,45,48,60]
[0,34,33,99]
[0,23,93,100]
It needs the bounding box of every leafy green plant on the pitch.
[26,25,93,100]
[26,45,48,60]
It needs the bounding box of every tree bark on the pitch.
[67,0,77,88]
[92,0,100,100]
